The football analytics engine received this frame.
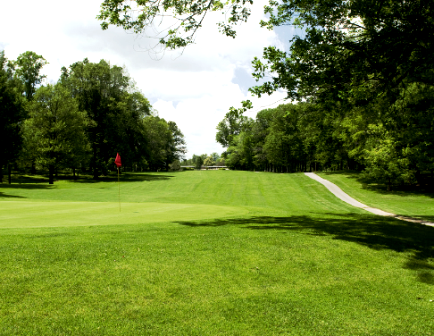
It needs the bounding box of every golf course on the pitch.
[1,170,433,335]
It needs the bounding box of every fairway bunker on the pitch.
[0,201,249,228]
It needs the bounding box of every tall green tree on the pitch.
[210,152,220,162]
[166,121,187,169]
[142,116,172,171]
[0,51,26,183]
[61,59,151,177]
[216,101,252,148]
[194,156,204,170]
[25,84,89,184]
[12,51,48,101]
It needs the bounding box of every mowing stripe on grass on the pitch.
[0,201,249,228]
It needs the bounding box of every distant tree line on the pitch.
[216,98,434,191]
[182,153,226,169]
[0,51,186,184]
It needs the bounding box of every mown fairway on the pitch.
[1,171,433,335]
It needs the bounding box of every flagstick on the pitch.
[118,167,121,212]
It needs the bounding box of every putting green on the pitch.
[0,201,249,228]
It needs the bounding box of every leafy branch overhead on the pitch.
[97,0,254,49]
[98,0,434,106]
[251,0,434,105]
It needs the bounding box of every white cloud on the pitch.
[0,0,292,157]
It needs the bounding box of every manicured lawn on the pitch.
[318,171,434,222]
[1,171,433,335]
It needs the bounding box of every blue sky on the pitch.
[0,0,296,158]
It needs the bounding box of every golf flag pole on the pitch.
[115,153,122,212]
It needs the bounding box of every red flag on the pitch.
[114,153,122,168]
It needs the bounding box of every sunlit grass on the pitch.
[318,171,434,222]
[0,171,433,335]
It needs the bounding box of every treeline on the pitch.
[182,153,226,169]
[0,51,186,184]
[216,94,434,190]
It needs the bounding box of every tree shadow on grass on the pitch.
[4,173,175,185]
[72,173,175,184]
[2,175,49,184]
[0,184,53,198]
[176,213,434,284]
[0,184,53,190]
[0,192,25,198]
[0,177,54,197]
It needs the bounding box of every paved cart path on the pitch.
[305,172,434,227]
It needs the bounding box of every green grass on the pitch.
[318,171,434,222]
[1,171,433,335]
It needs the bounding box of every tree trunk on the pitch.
[92,146,99,179]
[49,165,54,185]
[31,160,36,174]
[93,168,99,180]
[0,164,3,183]
[415,169,422,186]
[8,163,12,184]
[73,167,76,180]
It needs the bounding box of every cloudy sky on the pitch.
[0,0,297,158]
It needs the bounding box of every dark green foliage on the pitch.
[249,0,434,186]
[222,102,323,172]
[215,105,252,148]
[194,155,203,169]
[12,51,48,101]
[167,121,187,167]
[98,0,434,188]
[0,51,26,183]
[60,59,153,177]
[98,0,254,48]
[142,116,186,171]
[1,52,186,182]
[252,0,434,104]
[24,84,89,184]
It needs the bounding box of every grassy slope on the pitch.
[0,171,356,210]
[1,171,365,227]
[0,171,433,335]
[318,171,434,222]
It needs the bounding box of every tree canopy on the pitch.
[1,51,187,183]
[0,51,26,183]
[98,0,254,49]
[12,51,48,100]
[25,84,89,184]
[97,0,434,105]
